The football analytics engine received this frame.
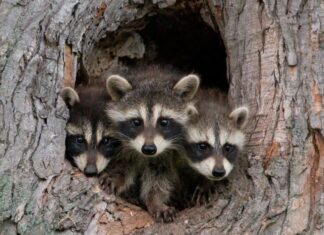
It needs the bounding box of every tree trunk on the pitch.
[0,0,323,234]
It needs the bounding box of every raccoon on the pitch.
[99,148,143,200]
[61,86,120,176]
[103,66,200,222]
[183,89,249,203]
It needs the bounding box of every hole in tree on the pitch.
[81,7,227,92]
[121,10,228,91]
[72,3,232,214]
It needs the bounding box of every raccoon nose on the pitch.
[141,144,157,155]
[212,168,226,178]
[84,165,98,176]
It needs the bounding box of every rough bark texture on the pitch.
[0,0,323,234]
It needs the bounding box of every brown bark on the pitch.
[0,0,323,234]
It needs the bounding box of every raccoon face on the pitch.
[65,122,120,176]
[185,106,249,180]
[115,104,188,156]
[61,87,120,176]
[106,73,199,157]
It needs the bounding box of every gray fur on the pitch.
[179,89,250,205]
[229,106,249,129]
[185,88,249,180]
[61,87,80,107]
[106,75,132,101]
[106,65,199,116]
[104,65,200,222]
[173,74,200,101]
[62,85,119,175]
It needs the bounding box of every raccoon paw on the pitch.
[151,206,176,223]
[191,185,215,206]
[106,182,118,195]
[99,174,117,195]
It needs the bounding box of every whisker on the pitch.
[116,132,132,140]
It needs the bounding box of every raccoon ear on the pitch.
[229,106,249,129]
[186,103,198,118]
[61,87,80,108]
[173,74,200,101]
[106,75,132,101]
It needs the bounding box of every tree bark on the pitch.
[0,0,323,234]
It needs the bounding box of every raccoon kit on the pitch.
[61,65,249,223]
[102,66,200,222]
[183,89,249,203]
[61,85,120,176]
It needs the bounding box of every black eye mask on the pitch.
[156,117,185,142]
[184,142,213,163]
[98,137,121,158]
[118,118,144,139]
[222,143,238,163]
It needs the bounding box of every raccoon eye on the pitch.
[223,143,236,153]
[159,118,170,127]
[130,118,142,127]
[75,136,85,144]
[197,142,209,151]
[101,137,110,145]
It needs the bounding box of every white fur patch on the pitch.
[191,157,233,181]
[107,105,147,125]
[96,154,110,173]
[161,108,189,124]
[83,121,92,145]
[73,154,87,172]
[190,157,215,179]
[139,105,148,126]
[107,108,140,122]
[66,124,83,135]
[187,127,215,146]
[152,104,189,126]
[219,128,245,149]
[103,129,115,138]
[152,104,163,126]
[223,158,234,177]
[207,128,215,147]
[130,134,145,154]
[67,122,92,144]
[154,135,171,155]
[96,122,104,143]
[130,134,170,157]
